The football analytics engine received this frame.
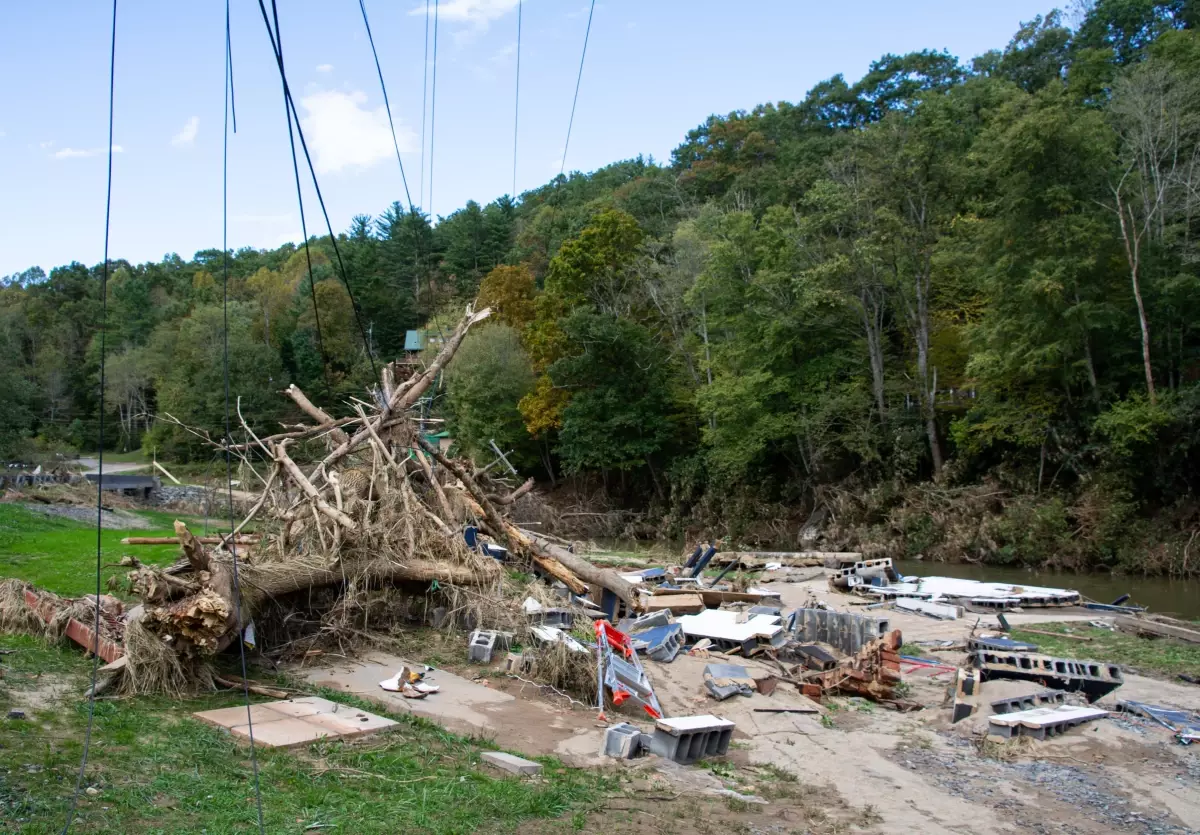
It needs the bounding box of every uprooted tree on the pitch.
[68,305,639,695]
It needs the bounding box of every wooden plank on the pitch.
[642,593,704,615]
[1014,627,1093,642]
[1115,616,1200,645]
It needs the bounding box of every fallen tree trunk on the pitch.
[524,531,642,612]
[122,536,261,546]
[137,523,500,655]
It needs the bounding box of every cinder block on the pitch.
[469,630,498,663]
[601,723,644,758]
[987,705,1108,742]
[481,751,543,776]
[990,690,1065,715]
[647,715,735,764]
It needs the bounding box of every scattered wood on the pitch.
[1115,616,1200,644]
[213,673,291,700]
[122,536,261,546]
[152,460,182,485]
[1014,628,1094,642]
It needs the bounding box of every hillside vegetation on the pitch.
[3,1,1200,573]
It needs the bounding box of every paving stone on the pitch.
[231,716,337,748]
[481,751,543,776]
[192,704,284,730]
[193,697,397,748]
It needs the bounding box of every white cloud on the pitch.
[40,140,55,149]
[53,145,124,159]
[412,0,519,25]
[316,63,334,73]
[411,0,518,42]
[171,116,199,147]
[299,89,415,175]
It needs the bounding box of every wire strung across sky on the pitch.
[62,3,117,830]
[270,0,334,400]
[429,0,440,217]
[358,0,414,212]
[220,0,266,829]
[561,0,597,177]
[256,0,379,380]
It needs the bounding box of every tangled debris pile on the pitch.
[1,306,637,698]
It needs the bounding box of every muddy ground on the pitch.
[320,572,1200,835]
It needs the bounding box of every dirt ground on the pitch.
[399,571,1200,835]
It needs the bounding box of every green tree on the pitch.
[445,324,537,467]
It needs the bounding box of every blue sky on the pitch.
[1,0,1057,277]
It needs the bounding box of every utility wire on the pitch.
[429,0,439,218]
[221,0,265,830]
[63,3,116,829]
[271,1,333,400]
[272,2,331,393]
[358,0,413,211]
[561,0,597,177]
[512,0,521,197]
[258,0,379,380]
[420,0,430,208]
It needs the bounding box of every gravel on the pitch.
[890,732,1195,834]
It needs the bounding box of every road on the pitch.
[75,458,151,475]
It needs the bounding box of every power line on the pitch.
[561,0,597,177]
[358,0,414,211]
[512,0,522,197]
[429,0,439,217]
[270,0,333,399]
[221,0,265,830]
[63,2,117,828]
[257,0,379,380]
[420,0,430,209]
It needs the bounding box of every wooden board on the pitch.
[651,588,777,607]
[1115,616,1200,645]
[642,593,704,615]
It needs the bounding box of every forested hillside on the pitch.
[3,1,1199,573]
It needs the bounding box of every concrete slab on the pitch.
[230,716,338,748]
[192,704,284,730]
[193,696,397,749]
[481,751,543,776]
[299,652,597,758]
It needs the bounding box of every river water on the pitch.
[590,540,1200,619]
[893,560,1200,620]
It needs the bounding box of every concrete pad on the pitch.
[481,751,543,776]
[193,696,397,749]
[261,696,342,718]
[298,652,599,760]
[192,703,283,730]
[231,716,338,748]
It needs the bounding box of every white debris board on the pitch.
[676,609,782,642]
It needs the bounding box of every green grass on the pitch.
[0,505,189,596]
[0,634,610,834]
[1010,622,1200,678]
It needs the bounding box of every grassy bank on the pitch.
[1010,622,1200,679]
[0,634,609,834]
[0,504,193,596]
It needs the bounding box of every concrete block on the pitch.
[623,609,672,633]
[972,650,1124,702]
[788,608,889,655]
[987,705,1108,741]
[601,722,644,758]
[648,715,735,764]
[632,622,684,663]
[990,690,1065,715]
[469,630,498,663]
[481,751,543,776]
